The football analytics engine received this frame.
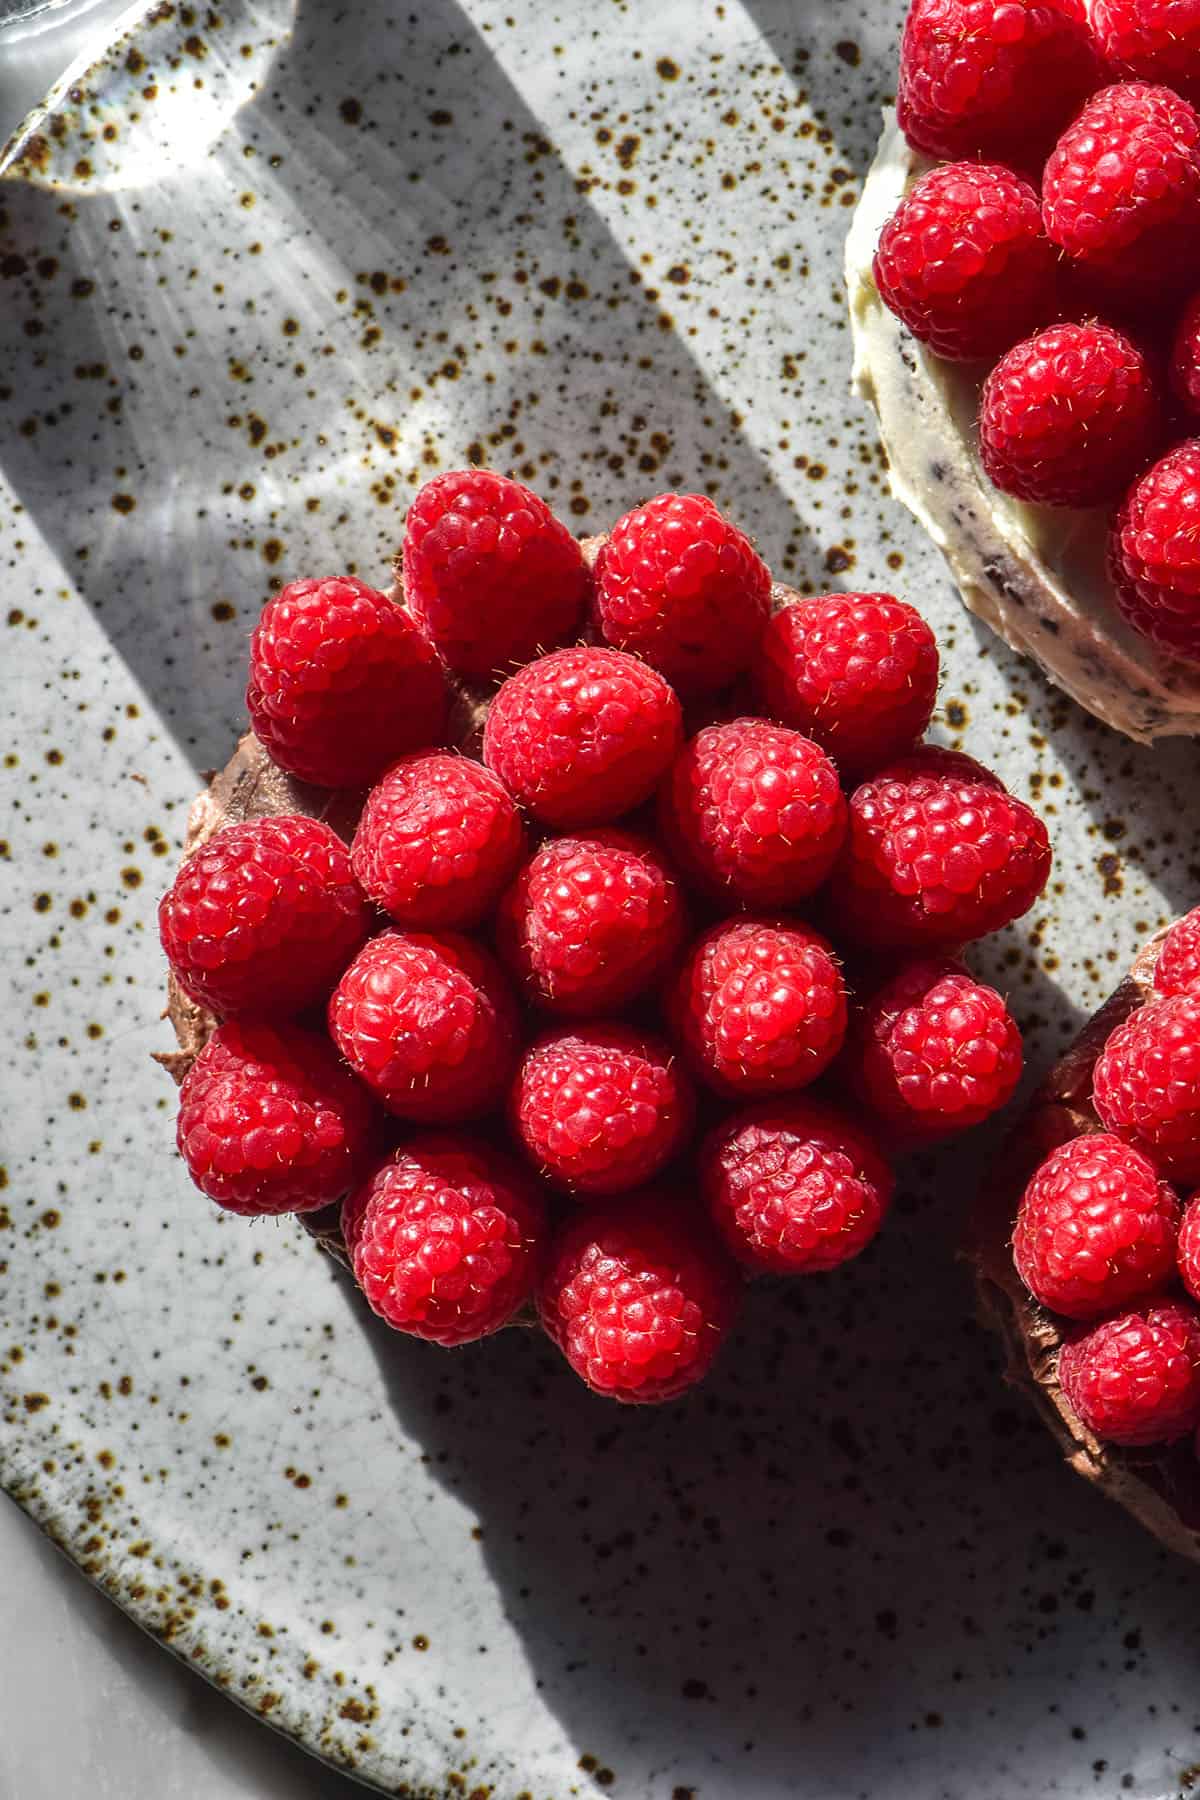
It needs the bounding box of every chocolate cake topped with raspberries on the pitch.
[157,470,1054,1408]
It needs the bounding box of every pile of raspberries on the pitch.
[159,471,1052,1404]
[874,0,1200,663]
[1015,908,1200,1450]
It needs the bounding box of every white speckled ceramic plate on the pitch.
[4,3,1200,1795]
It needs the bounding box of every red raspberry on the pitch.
[177,1021,377,1216]
[1042,84,1200,306]
[482,645,682,827]
[328,929,518,1122]
[351,753,524,930]
[1171,291,1200,422]
[1058,1299,1200,1445]
[1110,439,1200,662]
[669,917,847,1097]
[247,577,449,787]
[1013,1133,1181,1318]
[536,1192,741,1402]
[343,1136,547,1345]
[158,815,370,1018]
[897,0,1103,165]
[843,958,1023,1143]
[592,493,772,697]
[1092,0,1200,105]
[496,829,685,1017]
[828,747,1052,951]
[1093,992,1200,1182]
[401,469,588,681]
[979,323,1160,509]
[755,592,939,775]
[1178,1192,1200,1300]
[872,162,1058,363]
[658,718,846,909]
[700,1097,893,1276]
[511,1024,693,1196]
[1155,908,1200,997]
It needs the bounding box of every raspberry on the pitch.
[979,323,1160,509]
[536,1192,741,1402]
[350,753,525,930]
[177,1021,377,1216]
[1042,84,1200,305]
[897,0,1103,165]
[1092,991,1200,1182]
[1013,1133,1181,1319]
[1178,1192,1200,1300]
[482,645,682,827]
[658,718,846,908]
[872,162,1058,363]
[343,1136,547,1345]
[511,1024,693,1195]
[247,577,449,787]
[700,1098,893,1275]
[1110,439,1200,662]
[828,747,1052,950]
[401,470,588,681]
[669,917,847,1096]
[328,929,518,1122]
[1155,908,1200,997]
[592,493,772,696]
[755,592,939,774]
[1092,0,1200,105]
[1171,291,1200,423]
[1058,1300,1200,1445]
[158,815,370,1018]
[843,958,1023,1142]
[496,829,685,1017]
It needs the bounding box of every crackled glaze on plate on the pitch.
[4,3,1200,1796]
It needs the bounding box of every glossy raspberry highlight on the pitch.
[701,1097,893,1275]
[159,814,370,1019]
[537,1192,741,1402]
[402,469,588,680]
[344,1136,547,1345]
[1058,1300,1200,1445]
[482,645,683,827]
[1092,991,1200,1182]
[593,493,772,696]
[351,753,525,930]
[1013,1133,1181,1319]
[247,576,449,787]
[658,718,847,908]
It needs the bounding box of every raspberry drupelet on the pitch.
[756,591,939,774]
[511,1024,694,1196]
[1154,907,1200,997]
[829,747,1052,950]
[177,1021,378,1216]
[1058,1300,1200,1446]
[979,323,1161,510]
[401,469,589,681]
[496,829,686,1017]
[658,718,847,908]
[592,492,772,696]
[1092,991,1200,1182]
[247,576,449,787]
[158,814,371,1019]
[329,930,519,1123]
[669,916,847,1096]
[537,1191,742,1402]
[351,752,525,930]
[1013,1133,1182,1319]
[1091,0,1200,106]
[1178,1193,1200,1302]
[896,0,1104,165]
[843,957,1023,1143]
[343,1136,547,1345]
[1110,439,1200,663]
[872,162,1059,363]
[483,645,683,827]
[700,1097,893,1275]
